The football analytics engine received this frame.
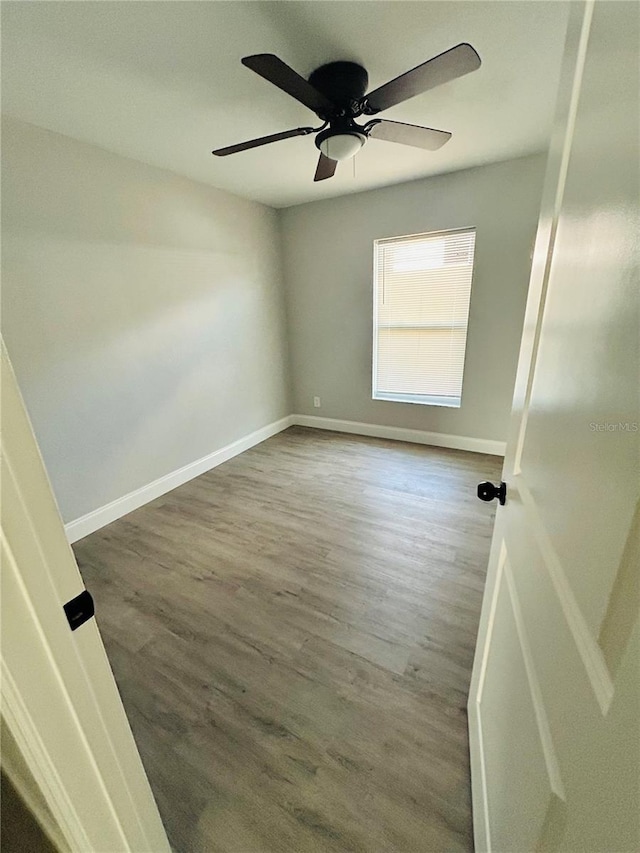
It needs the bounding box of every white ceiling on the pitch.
[1,1,569,208]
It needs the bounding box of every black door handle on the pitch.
[477,481,507,506]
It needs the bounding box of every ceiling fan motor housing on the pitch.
[308,61,369,117]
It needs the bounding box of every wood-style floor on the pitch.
[74,427,501,853]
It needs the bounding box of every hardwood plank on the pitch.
[74,426,501,852]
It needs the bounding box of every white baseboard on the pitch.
[291,414,506,456]
[66,413,504,543]
[65,415,293,543]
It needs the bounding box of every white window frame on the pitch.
[371,227,476,408]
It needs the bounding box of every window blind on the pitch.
[372,228,476,407]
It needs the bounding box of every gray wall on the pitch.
[1,118,290,523]
[2,119,545,526]
[280,154,545,442]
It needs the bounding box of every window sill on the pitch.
[373,392,461,408]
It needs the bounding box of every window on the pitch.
[372,227,476,408]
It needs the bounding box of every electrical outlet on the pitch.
[313,396,321,408]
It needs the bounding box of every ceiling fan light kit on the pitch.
[316,127,366,162]
[212,44,481,182]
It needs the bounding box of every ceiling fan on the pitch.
[212,44,481,182]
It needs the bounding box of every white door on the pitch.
[1,341,171,853]
[468,2,640,851]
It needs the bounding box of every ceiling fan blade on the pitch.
[242,54,335,115]
[366,119,451,151]
[314,153,337,182]
[212,126,314,156]
[364,43,481,114]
